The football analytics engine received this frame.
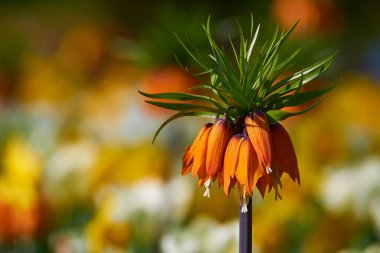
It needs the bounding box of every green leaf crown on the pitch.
[139,16,336,143]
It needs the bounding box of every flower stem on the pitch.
[239,197,252,253]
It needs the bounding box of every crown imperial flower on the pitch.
[140,16,336,212]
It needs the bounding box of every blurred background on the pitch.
[0,0,379,252]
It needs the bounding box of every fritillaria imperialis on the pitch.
[140,17,335,213]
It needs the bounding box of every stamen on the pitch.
[265,166,272,174]
[203,179,212,198]
[241,189,249,213]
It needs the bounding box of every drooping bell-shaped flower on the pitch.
[235,136,265,212]
[270,123,300,184]
[223,134,244,197]
[206,119,232,180]
[181,123,213,185]
[203,118,232,197]
[245,111,273,174]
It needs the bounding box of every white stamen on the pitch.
[203,179,212,198]
[203,188,210,198]
[241,204,248,213]
[241,190,249,213]
[266,166,272,174]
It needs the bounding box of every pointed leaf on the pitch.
[152,111,216,143]
[282,84,337,107]
[145,100,220,113]
[139,91,213,103]
[266,96,325,123]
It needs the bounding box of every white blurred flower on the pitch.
[160,217,239,253]
[94,176,193,224]
[89,177,194,251]
[43,139,99,206]
[321,158,380,233]
[321,168,355,213]
[50,232,86,253]
[338,243,380,253]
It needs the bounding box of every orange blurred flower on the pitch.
[139,65,198,116]
[272,0,342,37]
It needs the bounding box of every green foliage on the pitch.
[140,16,336,142]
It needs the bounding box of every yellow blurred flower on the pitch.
[89,144,169,193]
[0,136,42,209]
[86,191,131,253]
[0,136,44,241]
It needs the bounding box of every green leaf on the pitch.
[139,91,213,103]
[282,84,337,107]
[264,71,303,110]
[270,52,336,94]
[174,55,213,77]
[173,33,209,70]
[266,96,325,123]
[275,48,301,72]
[247,24,260,61]
[152,111,216,143]
[145,100,220,113]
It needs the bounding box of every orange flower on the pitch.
[206,119,232,180]
[235,137,265,196]
[181,117,301,209]
[201,119,232,197]
[245,111,273,174]
[181,123,213,185]
[270,123,300,184]
[223,134,244,197]
[234,136,265,212]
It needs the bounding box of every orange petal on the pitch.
[182,123,212,176]
[271,123,300,184]
[206,119,232,180]
[235,137,264,196]
[181,145,193,175]
[256,174,272,198]
[223,134,243,197]
[192,124,213,181]
[245,111,272,169]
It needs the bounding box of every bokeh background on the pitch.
[0,0,380,252]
